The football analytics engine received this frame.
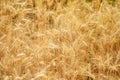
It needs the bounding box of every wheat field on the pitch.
[0,0,120,80]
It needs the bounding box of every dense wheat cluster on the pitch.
[0,0,120,80]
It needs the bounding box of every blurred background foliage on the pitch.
[35,0,117,10]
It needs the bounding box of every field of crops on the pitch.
[0,0,120,80]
